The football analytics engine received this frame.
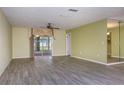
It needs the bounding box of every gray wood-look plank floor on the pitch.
[0,56,124,85]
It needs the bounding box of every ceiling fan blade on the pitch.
[48,23,51,26]
[39,26,47,29]
[53,27,60,29]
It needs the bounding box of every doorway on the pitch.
[34,36,52,56]
[66,33,71,56]
[107,20,124,63]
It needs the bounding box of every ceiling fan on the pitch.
[41,23,60,39]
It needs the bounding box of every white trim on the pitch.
[52,55,66,57]
[66,32,71,56]
[12,57,30,59]
[71,56,124,66]
[107,61,124,65]
[111,56,124,59]
[51,37,54,56]
[71,56,108,65]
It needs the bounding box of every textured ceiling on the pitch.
[1,7,124,29]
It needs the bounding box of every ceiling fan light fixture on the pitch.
[68,9,79,12]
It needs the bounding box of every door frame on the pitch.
[66,32,71,56]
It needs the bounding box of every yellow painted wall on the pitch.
[68,20,107,63]
[12,27,66,58]
[52,30,66,56]
[0,10,12,76]
[12,27,31,58]
[120,26,124,58]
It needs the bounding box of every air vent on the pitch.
[68,9,79,12]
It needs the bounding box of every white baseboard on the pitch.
[52,55,66,57]
[12,57,31,61]
[71,56,108,65]
[107,61,124,65]
[71,56,124,66]
[111,56,124,59]
[12,57,31,59]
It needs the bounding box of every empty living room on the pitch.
[1,3,124,89]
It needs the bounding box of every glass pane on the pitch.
[34,36,52,56]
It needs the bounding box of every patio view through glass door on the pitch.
[34,36,52,56]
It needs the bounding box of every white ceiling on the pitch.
[1,7,124,30]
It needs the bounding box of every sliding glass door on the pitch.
[34,36,52,56]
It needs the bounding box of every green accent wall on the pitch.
[67,20,107,63]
